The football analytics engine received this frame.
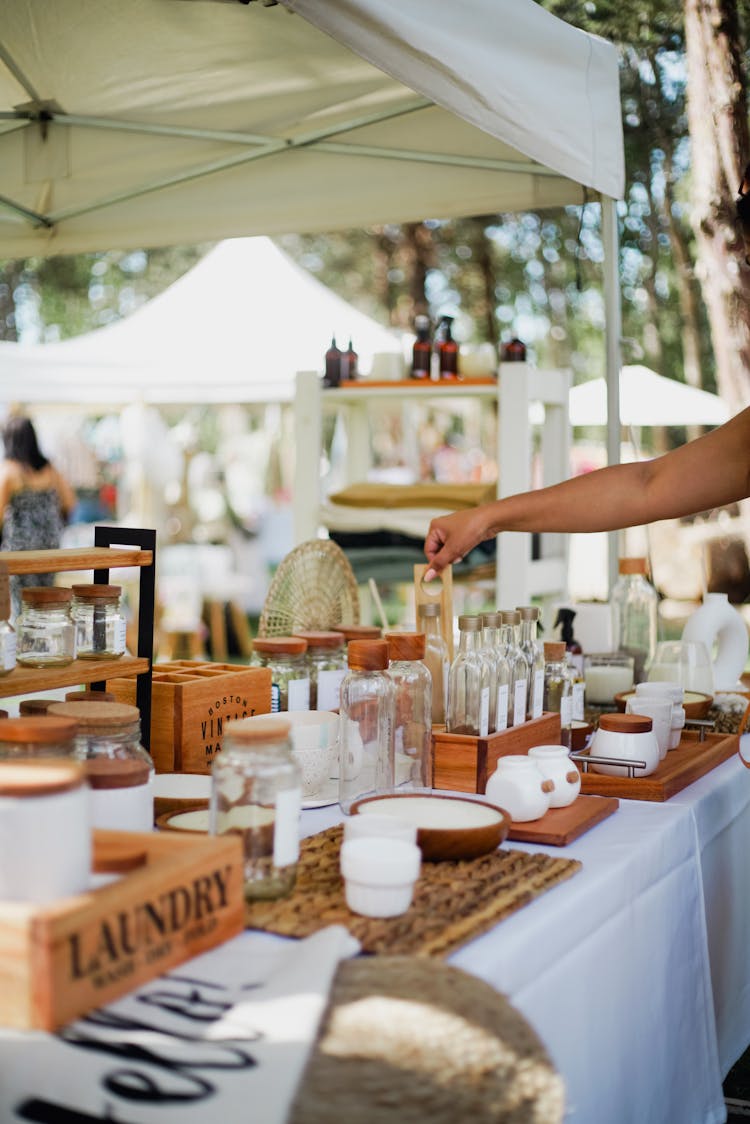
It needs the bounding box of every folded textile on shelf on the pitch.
[327,481,496,510]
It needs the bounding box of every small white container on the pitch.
[343,813,418,845]
[634,682,686,749]
[484,755,553,822]
[340,837,421,918]
[626,696,672,759]
[527,745,581,808]
[591,714,660,777]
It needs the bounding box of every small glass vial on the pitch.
[385,632,432,793]
[16,586,75,668]
[48,701,154,832]
[339,639,395,814]
[252,636,310,713]
[500,610,528,728]
[71,584,127,660]
[210,717,301,900]
[447,615,491,737]
[418,602,450,726]
[294,630,347,711]
[517,606,545,720]
[0,716,78,759]
[481,612,510,733]
[0,562,16,676]
[543,641,573,750]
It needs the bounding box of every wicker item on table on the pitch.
[258,540,360,637]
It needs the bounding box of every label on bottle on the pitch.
[287,676,310,712]
[317,669,346,712]
[532,669,544,719]
[479,686,490,737]
[271,683,280,713]
[495,683,509,731]
[560,694,573,729]
[572,681,585,722]
[273,786,301,867]
[513,678,528,727]
[1,630,16,671]
[114,618,127,653]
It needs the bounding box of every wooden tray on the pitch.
[433,712,562,794]
[507,794,619,846]
[247,825,581,957]
[576,730,739,802]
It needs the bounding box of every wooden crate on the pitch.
[432,712,562,794]
[108,661,272,773]
[0,828,245,1031]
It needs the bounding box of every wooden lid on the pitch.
[48,701,140,729]
[348,639,389,671]
[225,717,291,743]
[543,641,566,661]
[21,586,72,606]
[599,713,653,733]
[0,716,78,744]
[252,636,308,656]
[517,606,540,621]
[85,757,151,789]
[333,624,382,641]
[386,632,426,661]
[500,610,520,625]
[19,698,59,716]
[458,615,482,632]
[618,557,648,575]
[418,603,441,618]
[482,612,502,628]
[65,689,117,703]
[71,583,121,600]
[293,630,345,650]
[0,759,85,796]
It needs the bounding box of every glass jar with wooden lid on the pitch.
[16,586,75,668]
[0,716,78,759]
[70,584,127,660]
[0,561,16,676]
[48,701,154,831]
[339,639,395,813]
[332,624,382,642]
[252,636,310,713]
[385,632,432,793]
[292,630,347,711]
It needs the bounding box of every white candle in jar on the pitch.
[584,664,634,704]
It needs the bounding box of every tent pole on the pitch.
[601,195,622,597]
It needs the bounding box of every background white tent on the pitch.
[568,366,731,428]
[0,237,402,404]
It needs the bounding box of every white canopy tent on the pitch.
[569,366,731,427]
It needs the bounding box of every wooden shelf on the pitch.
[0,656,150,698]
[0,546,153,576]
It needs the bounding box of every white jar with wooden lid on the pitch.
[0,759,90,902]
[48,701,154,831]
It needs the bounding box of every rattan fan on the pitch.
[258,539,360,637]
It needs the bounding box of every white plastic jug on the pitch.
[681,593,748,690]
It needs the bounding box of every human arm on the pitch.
[424,405,750,579]
[52,468,77,519]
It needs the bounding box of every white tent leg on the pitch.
[601,196,622,596]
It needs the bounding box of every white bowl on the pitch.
[340,836,421,917]
[343,813,418,845]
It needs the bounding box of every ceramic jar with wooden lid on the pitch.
[48,701,154,831]
[0,716,78,759]
[70,584,127,660]
[0,759,90,902]
[339,639,395,814]
[385,632,432,793]
[16,587,75,667]
[591,712,660,777]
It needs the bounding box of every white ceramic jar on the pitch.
[590,713,660,777]
[527,745,581,808]
[339,837,421,917]
[484,755,553,822]
[634,682,685,749]
[625,696,672,759]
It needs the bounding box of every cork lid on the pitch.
[71,583,122,601]
[500,610,520,625]
[482,612,502,628]
[48,701,140,730]
[21,586,72,607]
[292,630,345,650]
[0,759,85,797]
[19,698,59,716]
[65,689,117,703]
[348,639,390,671]
[618,557,648,576]
[332,624,382,641]
[252,636,308,656]
[85,756,151,789]
[457,615,482,632]
[418,603,441,618]
[544,641,567,661]
[0,716,78,745]
[517,606,540,621]
[386,632,426,661]
[599,713,653,734]
[225,716,291,743]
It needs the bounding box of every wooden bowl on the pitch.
[156,804,211,834]
[350,793,510,862]
[570,720,594,752]
[614,689,713,718]
[153,772,211,820]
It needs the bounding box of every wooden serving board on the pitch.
[507,794,619,846]
[577,730,739,802]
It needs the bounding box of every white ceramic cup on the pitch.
[343,813,418,845]
[484,755,553,822]
[625,697,672,760]
[527,745,581,808]
[634,683,686,749]
[340,837,421,918]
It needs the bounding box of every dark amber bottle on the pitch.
[324,336,342,387]
[438,316,460,380]
[341,338,358,381]
[411,315,432,380]
[502,337,527,362]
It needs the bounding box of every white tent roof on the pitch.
[0,0,624,257]
[0,236,402,403]
[569,366,730,427]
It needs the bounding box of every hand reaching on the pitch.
[423,506,493,582]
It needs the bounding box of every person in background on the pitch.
[0,415,76,617]
[424,404,750,580]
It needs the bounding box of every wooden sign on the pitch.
[414,563,454,659]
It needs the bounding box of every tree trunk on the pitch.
[684,0,750,413]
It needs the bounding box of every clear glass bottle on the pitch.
[611,558,659,683]
[16,587,75,668]
[447,615,490,736]
[339,639,395,813]
[48,701,154,832]
[385,632,432,792]
[481,612,510,733]
[499,611,529,728]
[517,606,545,720]
[0,562,16,676]
[418,602,450,725]
[252,636,310,713]
[210,717,301,900]
[0,716,77,759]
[293,630,347,711]
[566,652,586,722]
[542,641,573,750]
[71,584,127,660]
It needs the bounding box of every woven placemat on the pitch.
[246,826,581,957]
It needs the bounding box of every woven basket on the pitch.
[258,539,360,637]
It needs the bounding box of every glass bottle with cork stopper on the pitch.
[339,639,395,813]
[542,641,573,750]
[385,632,432,793]
[611,557,659,683]
[16,586,75,668]
[481,611,510,733]
[447,615,490,736]
[0,561,15,676]
[293,630,347,711]
[418,602,450,725]
[500,610,529,727]
[517,606,545,720]
[411,315,432,380]
[71,583,127,660]
[252,636,310,713]
[210,716,301,900]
